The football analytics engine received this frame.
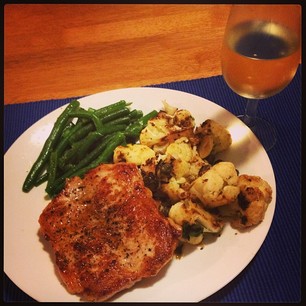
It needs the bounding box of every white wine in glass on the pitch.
[221,5,301,150]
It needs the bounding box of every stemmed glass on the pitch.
[221,5,301,151]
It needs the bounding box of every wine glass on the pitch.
[221,4,301,151]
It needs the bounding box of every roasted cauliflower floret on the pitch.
[230,175,272,229]
[166,137,194,161]
[165,137,209,181]
[196,119,232,159]
[162,100,177,116]
[113,144,156,173]
[238,174,272,204]
[169,199,224,244]
[161,177,189,203]
[189,161,240,208]
[157,137,210,203]
[173,109,195,129]
[139,108,195,150]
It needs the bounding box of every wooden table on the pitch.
[4,4,231,105]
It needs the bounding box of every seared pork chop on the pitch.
[39,163,181,301]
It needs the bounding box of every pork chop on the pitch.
[39,163,181,301]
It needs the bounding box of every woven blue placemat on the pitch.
[4,66,301,302]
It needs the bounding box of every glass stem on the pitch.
[242,99,259,127]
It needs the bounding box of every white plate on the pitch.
[4,87,276,302]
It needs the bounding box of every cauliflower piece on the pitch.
[113,144,156,173]
[139,109,195,150]
[161,177,189,203]
[215,199,241,219]
[162,100,177,116]
[163,137,210,181]
[173,109,195,129]
[157,137,210,202]
[165,137,194,161]
[189,161,240,208]
[230,175,272,229]
[196,119,232,158]
[238,174,272,204]
[169,199,224,244]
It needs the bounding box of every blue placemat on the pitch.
[3,66,301,303]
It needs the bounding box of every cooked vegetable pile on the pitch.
[22,100,157,197]
[113,101,273,245]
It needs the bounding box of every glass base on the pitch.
[237,115,277,151]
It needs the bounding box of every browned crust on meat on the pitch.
[39,163,181,301]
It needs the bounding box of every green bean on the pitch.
[75,131,103,160]
[45,151,58,192]
[99,107,131,124]
[63,104,127,146]
[50,135,111,193]
[69,109,103,132]
[58,117,128,170]
[101,110,143,128]
[66,104,131,145]
[69,121,128,146]
[22,100,80,192]
[61,122,75,139]
[100,123,129,135]
[58,131,104,168]
[55,118,89,156]
[93,100,131,117]
[106,115,133,126]
[59,123,127,168]
[60,163,75,173]
[128,109,143,120]
[23,98,155,196]
[33,172,48,187]
[46,132,125,197]
[86,132,126,167]
[68,121,95,144]
[138,110,158,126]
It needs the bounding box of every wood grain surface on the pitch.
[4,4,231,104]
